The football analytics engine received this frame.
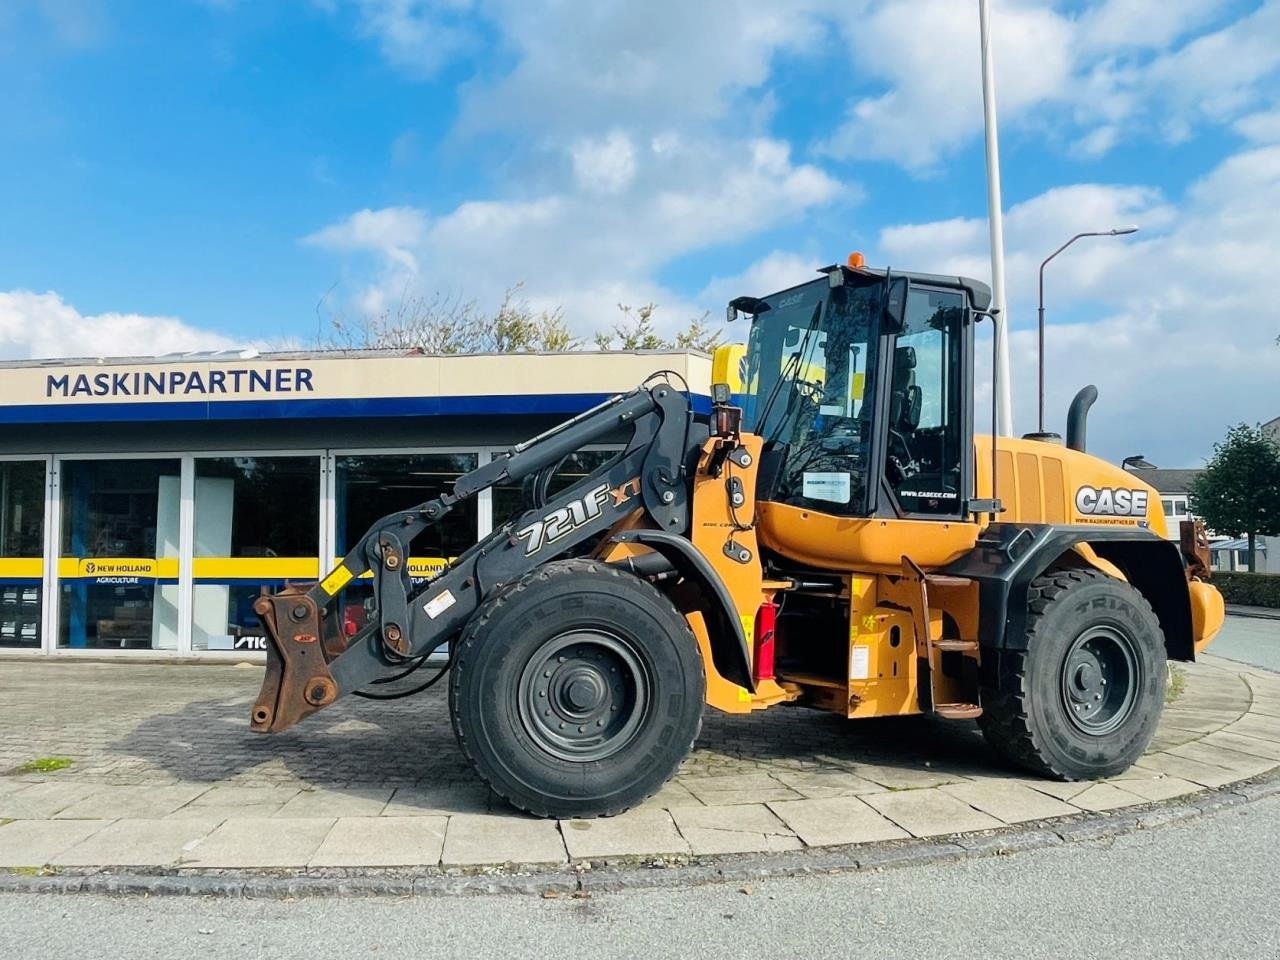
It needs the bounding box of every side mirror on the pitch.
[727,296,770,320]
[883,277,909,333]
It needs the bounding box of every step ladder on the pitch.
[900,557,982,720]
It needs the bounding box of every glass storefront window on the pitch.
[33,448,492,656]
[58,458,182,650]
[192,456,320,652]
[0,461,46,649]
[334,453,477,641]
[491,450,620,524]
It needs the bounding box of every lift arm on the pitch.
[250,380,699,733]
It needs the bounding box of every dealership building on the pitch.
[0,349,711,658]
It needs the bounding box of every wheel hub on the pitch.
[517,630,651,762]
[565,673,604,711]
[1061,625,1141,735]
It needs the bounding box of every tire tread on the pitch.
[978,566,1162,780]
[449,558,704,818]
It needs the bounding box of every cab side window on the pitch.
[885,289,964,515]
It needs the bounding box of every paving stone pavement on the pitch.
[1,649,1278,872]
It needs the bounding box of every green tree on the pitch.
[1190,423,1280,572]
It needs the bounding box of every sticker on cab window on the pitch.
[802,472,851,504]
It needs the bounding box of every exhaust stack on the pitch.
[1066,385,1098,452]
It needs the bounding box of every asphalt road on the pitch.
[1210,614,1280,672]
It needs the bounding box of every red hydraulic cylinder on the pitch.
[753,600,777,682]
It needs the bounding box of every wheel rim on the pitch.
[1060,624,1141,735]
[517,630,651,762]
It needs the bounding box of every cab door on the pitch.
[876,285,973,521]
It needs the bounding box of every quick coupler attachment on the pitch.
[249,586,344,734]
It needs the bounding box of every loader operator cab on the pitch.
[736,262,983,522]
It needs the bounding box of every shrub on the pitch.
[1214,571,1280,609]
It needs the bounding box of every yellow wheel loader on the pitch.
[249,256,1225,818]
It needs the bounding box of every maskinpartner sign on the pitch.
[45,366,314,398]
[0,353,713,424]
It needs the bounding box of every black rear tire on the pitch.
[979,567,1166,780]
[449,558,705,818]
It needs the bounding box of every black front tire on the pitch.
[979,567,1167,780]
[449,558,705,818]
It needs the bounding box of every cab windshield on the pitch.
[743,275,883,515]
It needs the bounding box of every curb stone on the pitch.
[3,768,1279,900]
[1224,605,1280,621]
[951,827,1063,855]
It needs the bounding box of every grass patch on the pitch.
[1166,665,1187,705]
[13,756,73,774]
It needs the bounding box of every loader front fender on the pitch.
[610,529,756,693]
[944,523,1196,663]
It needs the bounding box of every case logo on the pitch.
[1075,485,1149,517]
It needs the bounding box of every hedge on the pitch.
[1213,571,1280,609]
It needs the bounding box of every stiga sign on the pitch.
[46,367,315,399]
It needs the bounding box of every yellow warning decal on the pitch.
[319,564,354,597]
[738,613,756,701]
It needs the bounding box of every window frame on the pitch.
[47,451,192,658]
[874,282,975,522]
[0,455,52,656]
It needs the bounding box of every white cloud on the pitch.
[821,0,1074,170]
[1078,0,1234,52]
[332,0,478,77]
[1123,2,1280,128]
[302,206,427,274]
[1234,107,1280,142]
[822,0,1280,169]
[331,1,1280,173]
[454,0,832,139]
[304,137,844,339]
[875,146,1280,464]
[571,131,637,196]
[0,290,243,360]
[700,251,823,307]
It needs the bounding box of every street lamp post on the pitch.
[1037,225,1139,433]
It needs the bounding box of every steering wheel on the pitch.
[887,428,920,485]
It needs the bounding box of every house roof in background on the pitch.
[1131,467,1202,494]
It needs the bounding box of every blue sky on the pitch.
[1,0,1279,465]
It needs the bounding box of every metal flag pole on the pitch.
[979,0,1013,437]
